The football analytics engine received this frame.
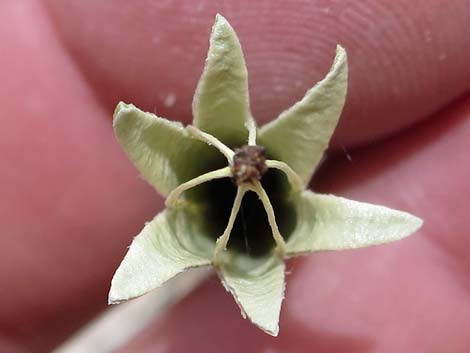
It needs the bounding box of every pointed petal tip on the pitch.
[107,278,133,305]
[333,44,347,70]
[218,258,285,336]
[335,44,346,54]
[234,293,281,337]
[114,101,131,115]
[107,287,123,305]
[113,101,136,126]
[389,212,423,244]
[408,214,424,234]
[211,13,236,36]
[396,211,423,240]
[214,13,227,23]
[213,13,232,29]
[416,216,424,228]
[262,323,279,337]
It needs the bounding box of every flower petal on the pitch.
[113,102,211,196]
[109,208,213,304]
[286,191,423,255]
[218,256,285,336]
[259,46,348,186]
[192,14,251,146]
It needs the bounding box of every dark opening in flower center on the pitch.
[180,145,296,258]
[231,145,268,185]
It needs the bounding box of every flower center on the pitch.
[231,145,268,185]
[166,126,303,260]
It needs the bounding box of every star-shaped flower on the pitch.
[109,14,422,336]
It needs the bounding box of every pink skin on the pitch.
[0,1,469,352]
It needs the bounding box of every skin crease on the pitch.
[0,0,468,352]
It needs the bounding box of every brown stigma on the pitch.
[231,145,268,185]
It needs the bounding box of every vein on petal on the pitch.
[266,160,303,193]
[165,166,232,208]
[213,185,248,264]
[252,180,286,257]
[246,118,257,146]
[186,125,235,163]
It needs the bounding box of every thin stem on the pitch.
[186,125,234,163]
[246,118,257,146]
[266,160,303,192]
[165,167,232,208]
[213,186,248,264]
[252,180,286,257]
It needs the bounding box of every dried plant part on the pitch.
[109,14,422,336]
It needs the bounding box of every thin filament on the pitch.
[252,180,286,256]
[165,167,232,207]
[246,118,257,146]
[213,186,247,263]
[265,160,303,192]
[186,126,234,163]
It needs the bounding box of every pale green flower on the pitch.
[109,14,422,336]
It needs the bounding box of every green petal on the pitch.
[192,14,251,146]
[109,208,213,304]
[286,191,423,255]
[219,256,285,336]
[259,46,348,186]
[113,102,210,196]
